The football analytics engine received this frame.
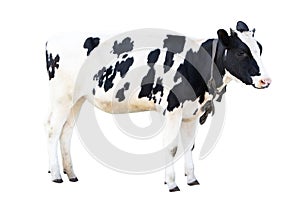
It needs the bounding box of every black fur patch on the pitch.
[138,67,155,99]
[93,56,134,92]
[153,78,164,99]
[112,37,134,57]
[124,82,130,90]
[46,50,60,80]
[115,82,130,102]
[83,37,100,56]
[163,35,186,73]
[166,48,208,111]
[147,48,160,67]
[163,35,186,53]
[138,49,159,98]
[163,51,175,73]
[138,49,164,103]
[115,57,134,78]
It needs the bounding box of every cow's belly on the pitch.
[92,98,157,114]
[90,81,164,114]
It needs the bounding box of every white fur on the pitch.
[163,108,182,190]
[180,119,198,184]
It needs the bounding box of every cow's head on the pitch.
[217,21,271,89]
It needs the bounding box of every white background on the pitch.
[0,0,299,199]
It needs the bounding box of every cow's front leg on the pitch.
[180,119,200,186]
[163,108,182,192]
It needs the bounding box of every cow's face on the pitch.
[217,21,271,89]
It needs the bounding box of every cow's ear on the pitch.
[236,21,249,32]
[217,29,230,47]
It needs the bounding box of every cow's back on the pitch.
[46,31,208,116]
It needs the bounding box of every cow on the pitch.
[45,21,271,192]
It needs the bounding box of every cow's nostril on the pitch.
[260,80,266,84]
[259,78,272,88]
[260,78,272,87]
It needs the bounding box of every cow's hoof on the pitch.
[169,186,180,192]
[164,181,167,185]
[52,179,63,183]
[48,171,51,173]
[69,177,78,182]
[63,171,67,174]
[187,179,200,186]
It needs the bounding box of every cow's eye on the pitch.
[237,51,247,57]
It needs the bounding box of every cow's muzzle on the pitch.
[253,77,272,89]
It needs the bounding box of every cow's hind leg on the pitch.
[60,97,86,182]
[46,106,71,183]
[180,119,199,186]
[163,109,182,192]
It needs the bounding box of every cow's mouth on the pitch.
[252,84,270,89]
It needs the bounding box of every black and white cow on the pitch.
[45,21,271,192]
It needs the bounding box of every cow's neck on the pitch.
[215,40,235,92]
[209,39,231,101]
[214,40,226,79]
